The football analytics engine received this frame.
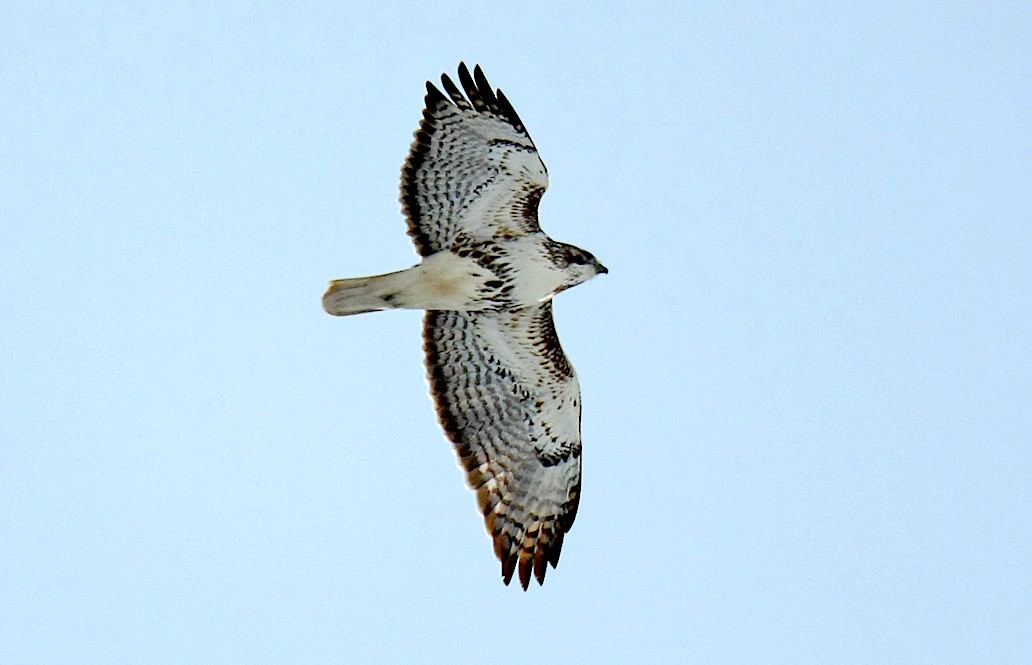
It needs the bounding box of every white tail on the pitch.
[322,269,415,316]
[323,252,499,316]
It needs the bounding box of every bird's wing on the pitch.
[423,302,582,589]
[402,63,548,257]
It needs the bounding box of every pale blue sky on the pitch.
[2,2,1030,663]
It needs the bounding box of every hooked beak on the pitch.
[596,261,609,275]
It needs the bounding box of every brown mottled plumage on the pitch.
[323,64,606,589]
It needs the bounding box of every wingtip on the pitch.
[501,552,516,586]
[549,532,565,568]
[533,549,548,586]
[424,80,447,107]
[517,557,532,591]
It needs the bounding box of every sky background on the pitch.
[2,2,1030,663]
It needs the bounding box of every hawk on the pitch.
[323,63,606,589]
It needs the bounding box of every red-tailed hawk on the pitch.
[323,63,606,589]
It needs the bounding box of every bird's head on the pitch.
[557,242,608,289]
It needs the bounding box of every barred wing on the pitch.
[423,303,582,589]
[402,63,548,257]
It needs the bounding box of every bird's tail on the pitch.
[322,268,416,316]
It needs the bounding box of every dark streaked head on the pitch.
[561,243,607,275]
[554,242,608,293]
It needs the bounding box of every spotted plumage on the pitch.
[323,63,606,589]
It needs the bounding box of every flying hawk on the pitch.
[323,63,606,589]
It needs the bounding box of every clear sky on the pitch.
[2,2,1030,663]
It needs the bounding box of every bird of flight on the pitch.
[323,63,607,589]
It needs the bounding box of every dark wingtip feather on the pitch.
[472,64,499,110]
[518,558,532,591]
[424,80,448,109]
[495,89,526,134]
[533,549,548,585]
[425,63,533,138]
[549,532,565,568]
[440,70,469,109]
[457,62,484,112]
[501,554,517,586]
